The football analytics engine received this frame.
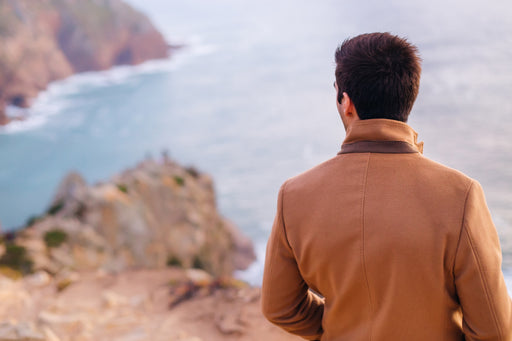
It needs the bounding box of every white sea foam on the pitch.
[235,238,267,286]
[0,39,217,135]
[1,95,71,134]
[504,270,512,296]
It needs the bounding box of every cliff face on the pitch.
[2,157,255,277]
[0,0,169,125]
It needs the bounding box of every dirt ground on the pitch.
[0,268,299,341]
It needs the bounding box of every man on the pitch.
[261,32,512,340]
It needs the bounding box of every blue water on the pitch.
[1,0,512,286]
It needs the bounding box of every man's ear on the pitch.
[341,92,350,115]
[341,92,359,119]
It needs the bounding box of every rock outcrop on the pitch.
[2,156,255,277]
[0,268,296,341]
[0,0,169,125]
[0,158,278,340]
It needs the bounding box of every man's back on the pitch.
[261,33,511,340]
[262,119,512,340]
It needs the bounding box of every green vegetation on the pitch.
[168,278,179,286]
[47,200,64,215]
[26,215,43,227]
[116,184,129,193]
[74,202,87,220]
[56,278,73,292]
[166,256,183,267]
[192,255,205,270]
[44,229,68,248]
[0,243,33,275]
[185,167,200,179]
[174,176,185,186]
[0,266,23,280]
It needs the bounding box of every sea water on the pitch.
[0,0,511,287]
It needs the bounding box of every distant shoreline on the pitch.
[0,47,180,127]
[0,0,172,126]
[1,45,184,131]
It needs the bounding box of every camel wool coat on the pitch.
[261,119,512,340]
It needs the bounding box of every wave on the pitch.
[0,38,218,135]
[235,238,267,286]
[2,95,72,134]
[504,270,512,296]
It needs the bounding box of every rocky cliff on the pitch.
[0,0,169,125]
[1,156,255,277]
[0,157,270,340]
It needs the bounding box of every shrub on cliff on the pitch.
[173,176,185,186]
[44,229,68,248]
[116,184,129,193]
[47,200,65,215]
[0,243,33,275]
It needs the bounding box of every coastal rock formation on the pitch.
[0,156,280,340]
[0,158,276,340]
[3,157,255,277]
[0,0,169,125]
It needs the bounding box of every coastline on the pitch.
[0,39,211,136]
[0,54,178,134]
[0,0,170,127]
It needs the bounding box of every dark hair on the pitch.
[334,32,421,122]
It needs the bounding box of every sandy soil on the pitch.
[0,268,299,341]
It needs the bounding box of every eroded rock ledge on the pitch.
[1,156,255,277]
[0,158,274,340]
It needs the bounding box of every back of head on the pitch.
[334,32,422,122]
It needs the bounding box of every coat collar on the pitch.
[339,119,424,154]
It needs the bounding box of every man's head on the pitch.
[334,32,422,123]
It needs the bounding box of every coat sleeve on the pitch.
[454,180,512,340]
[261,182,324,340]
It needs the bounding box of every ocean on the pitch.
[0,0,511,288]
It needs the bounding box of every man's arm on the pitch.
[454,180,512,340]
[261,182,324,340]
